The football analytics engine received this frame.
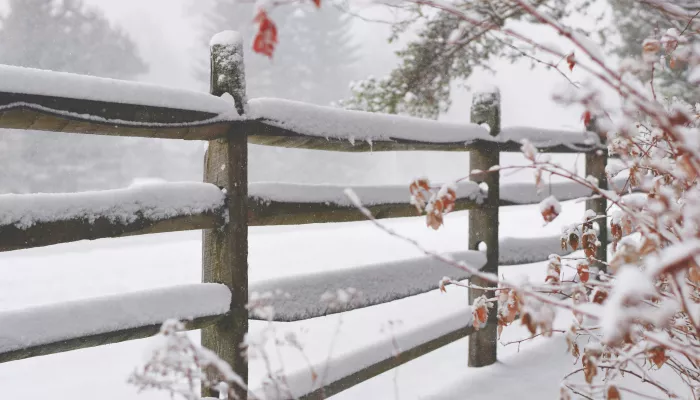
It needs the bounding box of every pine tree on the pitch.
[343,1,700,119]
[0,0,145,78]
[196,1,365,184]
[197,1,359,105]
[0,0,152,193]
[610,0,700,104]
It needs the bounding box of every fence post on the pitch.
[468,90,501,367]
[585,119,608,268]
[202,31,248,399]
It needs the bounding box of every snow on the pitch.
[250,250,486,321]
[252,287,476,399]
[539,195,562,214]
[0,197,595,400]
[644,238,700,278]
[571,30,605,62]
[0,283,230,354]
[0,101,238,129]
[600,266,657,343]
[248,98,601,148]
[209,30,243,48]
[0,64,234,115]
[500,126,601,149]
[500,178,608,204]
[0,182,225,229]
[248,97,493,144]
[250,181,483,206]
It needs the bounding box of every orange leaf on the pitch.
[607,385,621,400]
[569,232,580,251]
[577,262,590,283]
[566,52,576,71]
[582,354,597,384]
[252,10,278,58]
[311,0,321,7]
[648,346,667,368]
[581,110,592,128]
[592,288,608,304]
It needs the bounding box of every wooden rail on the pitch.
[247,120,600,153]
[0,176,608,254]
[299,324,476,400]
[0,30,609,400]
[0,211,222,252]
[0,314,223,364]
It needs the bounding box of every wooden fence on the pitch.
[0,31,607,399]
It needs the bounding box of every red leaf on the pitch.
[312,0,321,7]
[253,10,278,58]
[566,52,576,71]
[581,110,592,128]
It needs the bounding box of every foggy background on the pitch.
[0,0,584,194]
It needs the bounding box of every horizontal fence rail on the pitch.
[0,283,230,363]
[0,182,226,252]
[0,177,630,253]
[0,65,238,140]
[295,309,476,400]
[247,98,604,153]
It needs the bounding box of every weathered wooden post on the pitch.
[468,90,501,367]
[202,30,249,399]
[585,119,608,268]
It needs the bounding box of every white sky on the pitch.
[0,0,609,184]
[75,0,587,130]
[0,0,593,129]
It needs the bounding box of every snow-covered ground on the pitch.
[0,198,682,399]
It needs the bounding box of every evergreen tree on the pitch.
[0,0,153,193]
[341,0,700,118]
[196,1,366,184]
[610,0,700,104]
[197,1,359,105]
[339,0,574,119]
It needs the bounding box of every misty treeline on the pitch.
[0,0,683,193]
[0,0,360,193]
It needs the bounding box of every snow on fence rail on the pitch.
[250,232,585,322]
[247,97,603,153]
[0,177,619,253]
[0,67,602,154]
[0,283,231,363]
[0,182,227,252]
[0,30,610,399]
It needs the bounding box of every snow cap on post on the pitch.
[210,30,247,116]
[470,88,501,136]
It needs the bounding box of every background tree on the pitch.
[197,0,358,105]
[196,0,372,185]
[0,0,178,193]
[341,0,700,118]
[610,0,700,104]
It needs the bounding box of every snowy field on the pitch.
[0,198,685,399]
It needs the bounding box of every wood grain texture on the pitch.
[0,314,224,364]
[249,197,482,226]
[0,92,234,140]
[298,325,475,400]
[586,151,609,267]
[467,90,500,368]
[201,37,249,399]
[248,120,599,153]
[0,211,223,253]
